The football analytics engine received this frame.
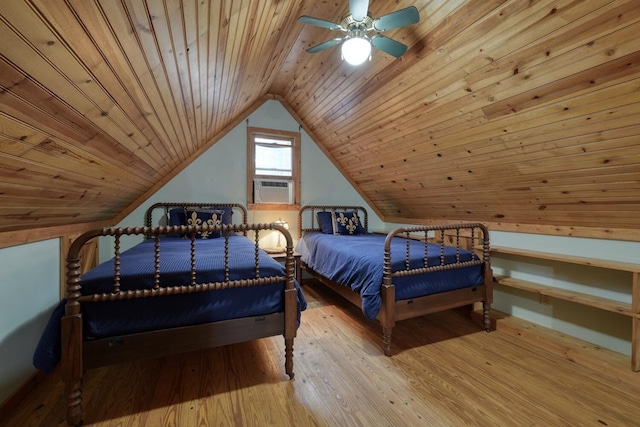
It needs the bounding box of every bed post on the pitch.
[283,235,297,379]
[62,250,84,426]
[380,283,396,356]
[62,314,83,427]
[381,236,396,356]
[480,226,493,332]
[284,285,297,379]
[483,263,493,332]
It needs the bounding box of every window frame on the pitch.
[247,126,301,210]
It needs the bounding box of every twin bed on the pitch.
[296,205,493,355]
[34,202,492,426]
[34,202,306,427]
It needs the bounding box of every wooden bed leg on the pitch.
[65,379,83,427]
[284,337,295,379]
[483,264,493,333]
[483,301,491,332]
[284,287,297,379]
[380,283,395,356]
[383,327,393,356]
[61,313,84,426]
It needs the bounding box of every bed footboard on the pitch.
[61,218,298,426]
[381,224,493,353]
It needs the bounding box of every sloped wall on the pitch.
[101,99,382,258]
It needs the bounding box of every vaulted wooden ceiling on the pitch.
[1,0,639,242]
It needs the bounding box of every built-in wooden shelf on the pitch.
[486,246,640,372]
[490,246,640,273]
[493,275,637,318]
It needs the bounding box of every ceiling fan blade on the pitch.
[298,15,342,31]
[349,0,369,22]
[306,38,344,54]
[371,34,407,58]
[372,6,419,32]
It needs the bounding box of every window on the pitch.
[247,127,300,208]
[255,136,292,177]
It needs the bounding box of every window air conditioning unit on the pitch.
[253,179,293,204]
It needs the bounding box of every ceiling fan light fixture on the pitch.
[341,35,371,65]
[299,4,418,62]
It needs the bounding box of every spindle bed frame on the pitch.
[298,205,493,355]
[61,202,299,426]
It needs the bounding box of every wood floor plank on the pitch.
[3,281,639,426]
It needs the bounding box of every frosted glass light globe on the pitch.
[341,37,371,66]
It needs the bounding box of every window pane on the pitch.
[255,144,292,176]
[255,136,291,146]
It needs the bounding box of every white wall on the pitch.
[101,99,382,259]
[0,239,59,404]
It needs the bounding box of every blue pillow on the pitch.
[334,211,366,235]
[166,208,186,237]
[210,206,233,225]
[168,208,186,226]
[317,211,336,234]
[184,207,231,239]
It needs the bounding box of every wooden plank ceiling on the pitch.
[1,0,639,241]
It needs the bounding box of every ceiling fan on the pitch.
[298,0,419,66]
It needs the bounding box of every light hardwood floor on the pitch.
[4,282,640,426]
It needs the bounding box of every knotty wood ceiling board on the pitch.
[1,0,639,240]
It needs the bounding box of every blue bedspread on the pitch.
[295,233,482,320]
[34,236,306,373]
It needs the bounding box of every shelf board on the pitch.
[489,246,640,273]
[495,274,637,318]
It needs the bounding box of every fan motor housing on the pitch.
[341,15,373,32]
